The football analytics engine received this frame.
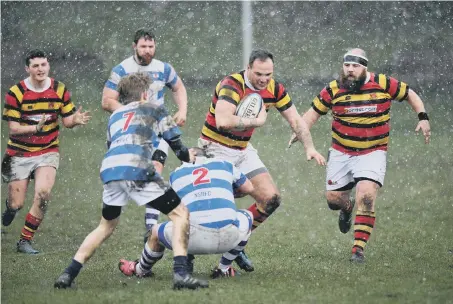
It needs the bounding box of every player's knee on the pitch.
[102,204,122,221]
[8,198,24,210]
[325,191,346,210]
[327,202,341,210]
[264,194,281,215]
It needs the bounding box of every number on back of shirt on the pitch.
[192,167,211,186]
[122,111,135,132]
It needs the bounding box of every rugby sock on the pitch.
[173,256,189,276]
[64,259,83,278]
[136,242,164,275]
[352,210,376,253]
[247,203,269,231]
[144,208,160,231]
[219,240,248,270]
[20,213,42,241]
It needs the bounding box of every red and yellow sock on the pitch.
[352,210,375,253]
[20,213,42,241]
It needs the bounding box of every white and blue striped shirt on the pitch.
[105,56,178,107]
[100,102,181,184]
[169,159,247,229]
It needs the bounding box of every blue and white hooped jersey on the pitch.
[100,102,181,184]
[105,56,178,107]
[169,159,247,229]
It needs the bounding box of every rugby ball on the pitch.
[235,93,263,118]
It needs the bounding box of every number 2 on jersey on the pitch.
[122,111,135,132]
[192,168,211,186]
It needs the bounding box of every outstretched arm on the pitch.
[406,89,431,144]
[62,106,91,128]
[281,105,325,165]
[170,78,188,127]
[287,108,322,148]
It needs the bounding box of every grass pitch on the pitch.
[1,88,452,304]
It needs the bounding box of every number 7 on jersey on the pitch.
[122,111,135,132]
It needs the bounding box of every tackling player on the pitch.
[54,72,208,290]
[119,148,255,279]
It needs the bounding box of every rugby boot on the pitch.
[339,199,355,234]
[118,259,154,277]
[2,201,19,226]
[173,273,209,290]
[54,272,74,289]
[17,239,39,254]
[210,266,237,279]
[350,250,365,263]
[234,250,254,272]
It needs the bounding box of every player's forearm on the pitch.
[216,114,259,131]
[62,115,79,129]
[101,96,122,113]
[301,112,316,130]
[406,89,426,115]
[167,136,191,162]
[8,124,39,135]
[172,86,188,115]
[291,117,316,151]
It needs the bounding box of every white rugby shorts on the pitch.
[326,148,387,190]
[157,210,253,254]
[1,152,59,183]
[198,138,267,179]
[102,179,169,207]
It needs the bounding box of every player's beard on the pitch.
[136,50,153,66]
[339,69,367,91]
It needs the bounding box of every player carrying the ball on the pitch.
[198,49,326,273]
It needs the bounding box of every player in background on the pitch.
[2,49,91,254]
[54,72,208,290]
[119,148,255,279]
[288,48,431,262]
[198,49,326,271]
[102,29,188,238]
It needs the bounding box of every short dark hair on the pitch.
[133,29,156,44]
[248,49,274,67]
[25,49,47,66]
[118,72,153,105]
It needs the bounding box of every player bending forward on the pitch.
[54,73,207,290]
[119,148,255,279]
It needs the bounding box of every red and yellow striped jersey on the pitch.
[2,78,76,157]
[312,73,409,155]
[201,71,292,149]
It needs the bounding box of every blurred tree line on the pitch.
[1,1,452,94]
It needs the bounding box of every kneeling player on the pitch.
[54,72,208,290]
[119,149,255,279]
